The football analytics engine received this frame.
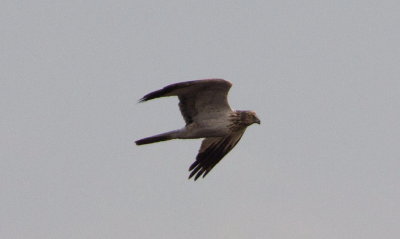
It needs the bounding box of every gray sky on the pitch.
[1,1,400,238]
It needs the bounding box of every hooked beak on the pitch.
[255,117,261,125]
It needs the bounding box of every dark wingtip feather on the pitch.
[188,161,209,181]
[135,139,145,145]
[138,98,145,103]
[194,171,203,180]
[188,161,198,171]
[135,134,171,145]
[188,165,199,179]
[139,87,175,103]
[188,172,196,180]
[136,90,162,104]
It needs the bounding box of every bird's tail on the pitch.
[135,130,178,145]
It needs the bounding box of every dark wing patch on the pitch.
[188,131,245,180]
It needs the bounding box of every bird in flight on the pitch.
[135,79,260,180]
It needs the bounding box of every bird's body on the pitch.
[135,79,260,180]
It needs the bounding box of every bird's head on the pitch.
[249,111,261,125]
[239,111,261,126]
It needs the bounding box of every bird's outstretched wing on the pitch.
[139,79,232,124]
[188,130,245,180]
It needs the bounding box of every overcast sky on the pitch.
[1,1,400,238]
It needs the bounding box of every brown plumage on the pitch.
[135,79,260,180]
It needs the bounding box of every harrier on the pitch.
[135,79,260,180]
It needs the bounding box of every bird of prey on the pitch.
[135,79,260,180]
